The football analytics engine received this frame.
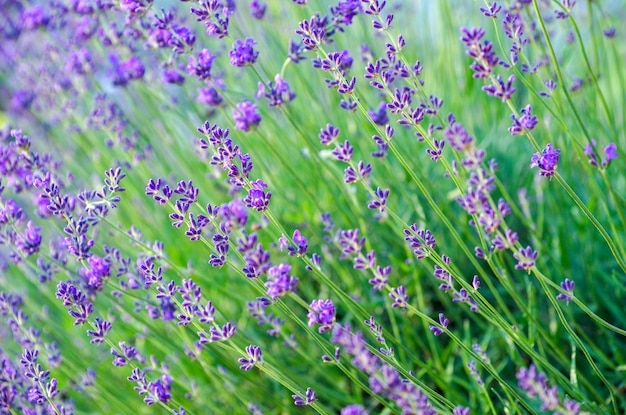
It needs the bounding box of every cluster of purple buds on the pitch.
[189,0,232,39]
[584,139,618,169]
[229,37,259,67]
[445,115,533,270]
[322,218,391,291]
[331,324,438,414]
[509,105,538,135]
[307,299,336,333]
[257,74,296,107]
[517,364,584,413]
[318,124,372,184]
[313,49,356,95]
[530,144,560,177]
[460,27,516,101]
[238,345,263,371]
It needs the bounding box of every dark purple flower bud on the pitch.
[367,102,388,125]
[187,49,216,80]
[389,285,407,308]
[110,54,145,86]
[250,1,266,19]
[229,38,259,67]
[530,143,559,177]
[480,2,501,18]
[556,278,575,304]
[483,74,517,102]
[307,299,336,333]
[162,69,185,85]
[197,87,223,107]
[296,16,326,51]
[265,264,298,299]
[244,180,271,211]
[292,387,316,406]
[509,105,538,135]
[429,313,448,336]
[603,27,616,38]
[15,221,42,256]
[341,404,369,415]
[403,225,435,259]
[344,160,371,183]
[233,100,262,132]
[514,245,537,272]
[332,140,354,162]
[602,143,618,168]
[425,139,445,161]
[319,124,340,145]
[367,187,389,213]
[239,345,263,370]
[87,317,112,344]
[146,375,173,405]
[258,74,296,107]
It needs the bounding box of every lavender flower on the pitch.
[244,179,271,211]
[584,139,618,168]
[233,101,262,132]
[250,1,267,19]
[514,245,538,272]
[265,264,298,299]
[292,387,316,406]
[483,74,517,102]
[509,105,538,135]
[86,317,112,344]
[530,144,560,177]
[307,299,336,333]
[238,345,263,371]
[556,278,575,304]
[428,313,449,336]
[229,38,259,67]
[257,75,296,107]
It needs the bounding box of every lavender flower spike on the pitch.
[229,38,259,67]
[530,144,559,177]
[556,278,575,304]
[307,299,336,333]
[292,387,317,406]
[238,345,263,370]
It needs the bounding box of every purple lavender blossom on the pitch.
[292,387,316,406]
[238,345,263,370]
[428,313,449,336]
[480,2,501,18]
[389,286,408,308]
[233,101,262,132]
[265,264,298,299]
[514,245,538,272]
[244,179,271,211]
[257,75,296,107]
[530,144,559,177]
[319,124,340,145]
[603,27,616,38]
[586,140,619,168]
[86,317,112,344]
[341,404,369,415]
[307,299,336,333]
[229,38,259,67]
[250,1,267,19]
[198,87,223,107]
[556,278,575,304]
[110,54,145,86]
[516,364,568,411]
[483,75,517,102]
[509,105,538,135]
[187,49,216,80]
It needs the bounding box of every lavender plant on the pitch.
[1,0,625,414]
